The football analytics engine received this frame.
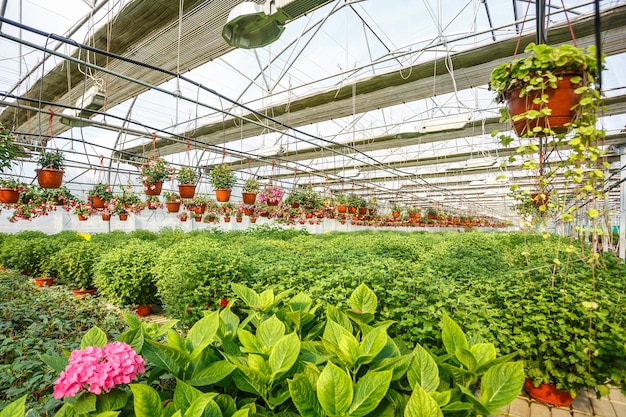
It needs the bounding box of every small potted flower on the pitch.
[242,177,259,204]
[257,184,284,206]
[87,182,113,209]
[163,191,181,213]
[235,211,243,223]
[145,195,161,210]
[73,202,91,221]
[140,156,174,196]
[177,211,189,222]
[209,163,237,202]
[176,166,198,198]
[37,150,64,189]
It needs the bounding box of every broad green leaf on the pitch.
[219,306,240,339]
[269,332,301,378]
[289,292,313,311]
[349,283,378,315]
[231,283,259,308]
[50,404,74,417]
[187,360,237,386]
[248,354,271,379]
[442,402,473,412]
[173,380,202,412]
[429,390,451,407]
[96,388,128,412]
[455,347,477,372]
[407,344,439,392]
[441,314,468,357]
[167,329,187,353]
[370,354,413,381]
[480,362,524,413]
[142,341,183,376]
[258,288,275,311]
[232,410,250,417]
[213,394,236,417]
[268,385,292,408]
[440,364,475,387]
[469,343,496,371]
[73,393,97,415]
[386,389,408,417]
[337,333,360,368]
[322,319,353,357]
[186,311,220,359]
[130,384,163,417]
[404,384,443,417]
[326,305,353,332]
[317,362,353,416]
[237,329,263,353]
[116,328,144,354]
[256,315,285,349]
[457,385,491,416]
[348,370,393,417]
[231,369,267,397]
[288,375,324,417]
[122,312,143,329]
[92,412,120,417]
[81,326,107,349]
[0,395,26,417]
[40,354,69,372]
[183,394,219,417]
[358,326,388,364]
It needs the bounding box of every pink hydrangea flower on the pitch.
[53,342,145,399]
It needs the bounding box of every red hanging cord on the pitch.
[560,0,578,46]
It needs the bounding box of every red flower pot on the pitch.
[78,214,88,221]
[507,73,583,137]
[215,189,232,202]
[337,205,347,213]
[134,305,152,317]
[524,379,574,407]
[194,215,202,222]
[250,217,257,223]
[34,277,54,287]
[90,196,105,209]
[165,201,180,213]
[73,288,96,297]
[119,213,128,221]
[37,168,63,189]
[144,181,163,196]
[0,188,20,204]
[102,213,111,221]
[178,184,196,199]
[236,217,243,223]
[242,192,256,205]
[347,206,357,214]
[224,217,231,222]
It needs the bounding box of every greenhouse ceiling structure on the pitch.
[0,0,625,235]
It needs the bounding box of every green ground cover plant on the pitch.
[0,270,127,414]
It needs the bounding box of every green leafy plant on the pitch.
[346,193,366,208]
[209,163,237,190]
[0,123,20,174]
[243,178,260,193]
[93,240,161,307]
[176,166,198,184]
[87,182,113,201]
[52,241,105,290]
[163,190,180,202]
[37,151,64,170]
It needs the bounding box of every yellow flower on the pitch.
[76,232,91,242]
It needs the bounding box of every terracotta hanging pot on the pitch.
[392,211,400,218]
[524,379,574,407]
[102,213,111,221]
[144,181,163,196]
[506,73,583,137]
[249,217,257,223]
[90,196,105,209]
[242,192,256,205]
[215,189,232,202]
[119,213,129,221]
[178,184,196,199]
[78,214,88,221]
[0,188,20,204]
[165,201,180,213]
[236,217,243,223]
[347,206,357,214]
[37,168,64,189]
[337,205,347,213]
[224,217,231,223]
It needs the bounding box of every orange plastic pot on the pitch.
[37,168,63,189]
[242,192,256,205]
[144,181,163,196]
[215,189,232,202]
[524,379,573,407]
[135,305,152,317]
[178,184,196,199]
[0,188,20,204]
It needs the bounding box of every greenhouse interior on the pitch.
[0,0,625,416]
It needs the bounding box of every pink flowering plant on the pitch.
[257,185,284,205]
[139,156,174,191]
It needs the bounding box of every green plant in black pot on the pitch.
[93,240,162,307]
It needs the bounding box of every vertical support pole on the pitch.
[618,145,626,259]
[536,0,547,44]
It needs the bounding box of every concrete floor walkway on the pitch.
[501,388,626,417]
[143,314,626,417]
